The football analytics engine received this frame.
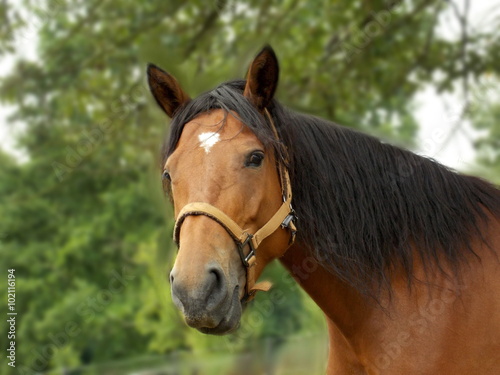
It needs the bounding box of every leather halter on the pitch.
[173,109,297,302]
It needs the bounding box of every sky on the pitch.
[0,3,39,162]
[0,1,498,170]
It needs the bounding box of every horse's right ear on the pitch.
[147,64,190,118]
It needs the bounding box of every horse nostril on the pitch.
[205,265,227,308]
[209,267,222,286]
[169,271,174,284]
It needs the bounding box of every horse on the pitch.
[146,46,500,374]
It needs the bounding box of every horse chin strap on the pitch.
[172,109,297,303]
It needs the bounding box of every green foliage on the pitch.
[0,1,498,374]
[466,77,500,183]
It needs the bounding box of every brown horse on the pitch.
[147,46,500,374]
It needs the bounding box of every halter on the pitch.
[173,109,297,302]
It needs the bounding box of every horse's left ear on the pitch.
[243,45,279,110]
[147,63,190,118]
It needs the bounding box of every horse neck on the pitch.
[278,244,374,338]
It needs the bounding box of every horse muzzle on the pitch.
[170,262,242,335]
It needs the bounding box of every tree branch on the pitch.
[438,0,471,152]
[183,1,227,59]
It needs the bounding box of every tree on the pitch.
[1,1,498,373]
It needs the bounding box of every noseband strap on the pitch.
[172,109,297,302]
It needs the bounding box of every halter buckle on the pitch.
[281,209,298,245]
[238,233,256,267]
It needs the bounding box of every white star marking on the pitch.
[198,132,221,154]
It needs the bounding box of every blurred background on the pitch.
[0,1,499,374]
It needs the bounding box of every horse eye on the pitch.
[162,170,171,181]
[245,151,265,168]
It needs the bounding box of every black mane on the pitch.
[164,80,500,296]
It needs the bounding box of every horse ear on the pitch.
[243,45,279,110]
[147,63,190,118]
